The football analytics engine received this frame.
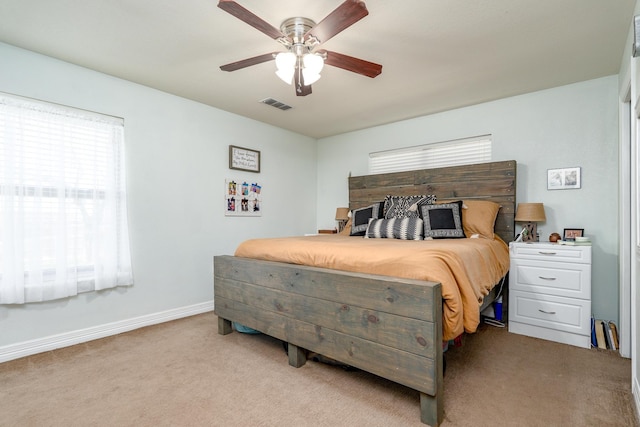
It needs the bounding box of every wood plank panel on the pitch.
[349,160,516,191]
[349,178,516,203]
[214,256,440,322]
[215,296,438,395]
[215,277,438,357]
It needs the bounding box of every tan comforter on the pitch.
[235,235,509,341]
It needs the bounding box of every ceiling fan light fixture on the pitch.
[276,68,294,85]
[303,53,324,74]
[275,52,296,84]
[218,1,382,96]
[302,69,321,85]
[301,53,323,85]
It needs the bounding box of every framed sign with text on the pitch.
[229,145,260,173]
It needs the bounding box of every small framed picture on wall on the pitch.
[547,167,581,190]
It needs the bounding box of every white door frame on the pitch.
[620,83,632,358]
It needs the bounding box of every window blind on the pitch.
[369,135,492,174]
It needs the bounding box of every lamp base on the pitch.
[522,222,538,242]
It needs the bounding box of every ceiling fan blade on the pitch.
[320,50,382,78]
[305,0,369,44]
[220,52,277,72]
[218,0,285,40]
[294,71,312,96]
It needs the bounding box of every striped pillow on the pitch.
[365,217,424,240]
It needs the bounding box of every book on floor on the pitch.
[600,320,611,349]
[607,321,619,350]
[594,319,607,349]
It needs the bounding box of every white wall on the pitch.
[0,42,317,348]
[317,76,620,324]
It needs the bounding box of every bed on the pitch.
[214,160,516,426]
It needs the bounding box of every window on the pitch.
[0,93,133,304]
[369,135,492,174]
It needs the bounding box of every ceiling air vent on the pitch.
[259,98,292,111]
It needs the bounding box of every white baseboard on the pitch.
[634,376,640,424]
[0,301,214,363]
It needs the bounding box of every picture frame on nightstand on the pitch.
[563,228,584,240]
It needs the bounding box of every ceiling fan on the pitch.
[218,0,383,96]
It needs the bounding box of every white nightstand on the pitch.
[508,241,592,348]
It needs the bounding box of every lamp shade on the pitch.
[275,51,296,69]
[514,203,546,222]
[275,52,296,84]
[302,69,321,85]
[335,207,350,221]
[302,53,324,85]
[275,68,295,85]
[303,53,324,74]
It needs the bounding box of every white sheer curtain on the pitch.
[0,93,133,304]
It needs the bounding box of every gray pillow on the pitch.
[350,201,384,236]
[419,201,465,239]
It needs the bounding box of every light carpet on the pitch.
[0,312,636,426]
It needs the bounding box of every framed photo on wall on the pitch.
[547,167,581,190]
[229,145,260,173]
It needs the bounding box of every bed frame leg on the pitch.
[218,317,233,335]
[287,343,307,368]
[420,392,443,426]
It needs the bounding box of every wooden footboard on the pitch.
[214,255,444,426]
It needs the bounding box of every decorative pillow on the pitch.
[365,217,424,240]
[383,195,436,219]
[350,202,384,236]
[419,201,465,239]
[461,200,501,239]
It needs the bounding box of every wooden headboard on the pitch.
[348,160,517,243]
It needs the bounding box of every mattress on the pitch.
[235,234,509,340]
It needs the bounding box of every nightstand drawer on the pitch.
[510,290,590,335]
[509,241,592,348]
[510,260,590,299]
[509,243,591,264]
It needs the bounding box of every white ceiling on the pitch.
[0,0,635,139]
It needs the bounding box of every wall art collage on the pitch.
[225,179,262,216]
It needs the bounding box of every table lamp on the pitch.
[335,207,350,233]
[514,203,546,242]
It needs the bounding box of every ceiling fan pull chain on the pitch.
[296,56,303,93]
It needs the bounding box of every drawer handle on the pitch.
[537,251,557,255]
[538,309,556,315]
[538,276,557,281]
